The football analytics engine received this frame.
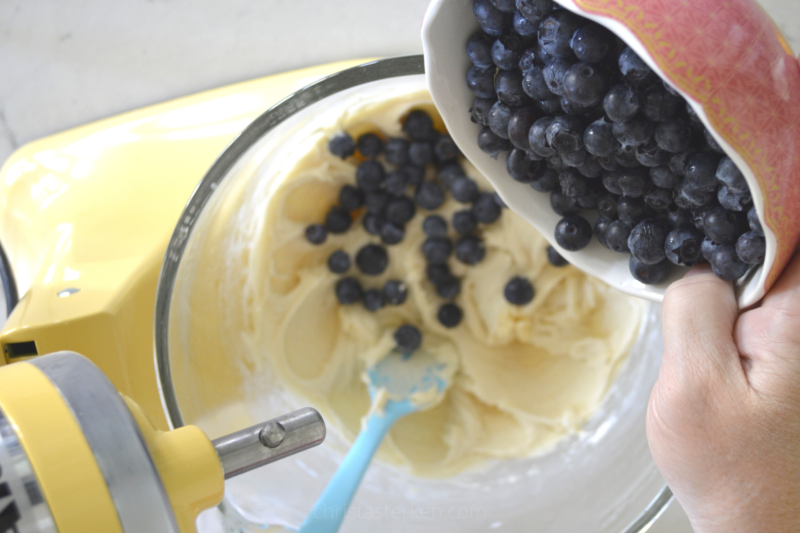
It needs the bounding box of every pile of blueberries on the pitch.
[304,110,559,352]
[466,0,766,283]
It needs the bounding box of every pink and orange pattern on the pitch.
[573,0,800,290]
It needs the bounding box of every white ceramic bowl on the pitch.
[422,0,800,307]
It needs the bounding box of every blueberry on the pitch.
[455,235,486,265]
[423,215,448,238]
[394,325,422,353]
[717,185,751,212]
[438,163,465,189]
[664,227,704,266]
[635,139,669,167]
[356,160,386,192]
[674,180,715,209]
[363,289,385,311]
[434,135,459,164]
[650,165,680,189]
[478,126,511,158]
[577,157,603,178]
[383,280,409,305]
[357,133,383,158]
[559,168,591,197]
[403,109,438,142]
[473,192,503,223]
[451,177,480,203]
[495,69,530,107]
[571,24,613,63]
[339,185,364,211]
[701,237,724,262]
[385,197,415,225]
[547,245,569,266]
[384,170,408,197]
[710,244,748,280]
[523,67,555,100]
[356,244,389,276]
[597,194,618,219]
[669,149,695,176]
[492,34,525,70]
[335,277,363,304]
[603,84,641,123]
[594,216,612,248]
[654,118,691,153]
[506,148,539,183]
[612,117,654,147]
[641,85,679,122]
[715,157,748,194]
[615,144,640,167]
[703,205,745,244]
[584,117,617,157]
[438,303,464,328]
[644,187,673,210]
[704,128,725,154]
[602,170,623,195]
[408,141,434,167]
[305,224,328,245]
[668,207,694,229]
[603,219,631,253]
[617,196,653,226]
[550,190,581,215]
[691,203,716,232]
[453,210,478,235]
[423,237,453,264]
[538,10,583,58]
[514,11,539,37]
[516,0,553,21]
[528,117,557,157]
[325,206,352,234]
[561,148,589,167]
[628,219,669,264]
[618,47,652,85]
[735,231,766,264]
[437,277,462,299]
[555,215,593,251]
[362,213,383,235]
[470,97,496,126]
[618,167,651,197]
[629,256,671,284]
[328,250,351,274]
[504,276,535,305]
[466,32,495,68]
[547,154,564,170]
[415,182,446,211]
[488,101,513,139]
[546,115,586,154]
[364,191,390,214]
[328,133,356,159]
[560,96,597,117]
[542,58,575,96]
[490,0,517,12]
[685,152,721,191]
[508,106,540,150]
[537,98,563,115]
[380,221,404,245]
[531,167,559,192]
[747,206,763,235]
[563,62,607,106]
[427,263,453,285]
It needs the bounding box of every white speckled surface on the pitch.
[0,1,796,532]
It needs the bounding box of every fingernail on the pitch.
[683,264,713,278]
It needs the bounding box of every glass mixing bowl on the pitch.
[154,56,672,533]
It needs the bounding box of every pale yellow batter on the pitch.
[246,90,645,477]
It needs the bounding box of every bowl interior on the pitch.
[161,64,667,532]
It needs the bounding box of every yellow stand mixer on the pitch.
[0,58,372,532]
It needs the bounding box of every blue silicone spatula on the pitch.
[297,349,452,533]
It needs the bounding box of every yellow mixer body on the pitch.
[0,58,367,429]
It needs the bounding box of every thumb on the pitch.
[661,264,742,385]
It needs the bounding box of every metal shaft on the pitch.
[212,407,325,479]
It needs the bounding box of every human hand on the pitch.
[647,257,800,532]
